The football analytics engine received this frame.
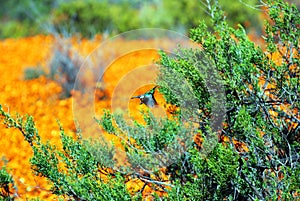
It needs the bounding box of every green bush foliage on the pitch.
[0,105,131,200]
[0,0,261,38]
[0,0,299,200]
[159,0,299,199]
[0,0,56,38]
[0,166,14,200]
[52,0,261,37]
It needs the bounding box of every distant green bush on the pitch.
[0,0,261,38]
[52,0,261,37]
[24,66,47,80]
[0,21,38,39]
[0,0,56,38]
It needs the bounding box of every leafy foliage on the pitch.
[158,0,299,199]
[167,145,240,200]
[0,106,131,200]
[0,166,14,200]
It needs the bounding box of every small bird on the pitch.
[131,86,158,108]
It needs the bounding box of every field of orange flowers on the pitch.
[0,34,179,199]
[0,35,77,199]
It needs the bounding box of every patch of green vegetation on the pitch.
[0,0,261,38]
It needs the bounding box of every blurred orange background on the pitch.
[0,34,175,199]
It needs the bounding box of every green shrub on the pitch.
[0,0,261,38]
[0,20,39,39]
[51,0,261,37]
[159,0,299,199]
[0,165,14,200]
[0,105,132,200]
[0,0,57,38]
[166,144,240,200]
[51,0,140,37]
